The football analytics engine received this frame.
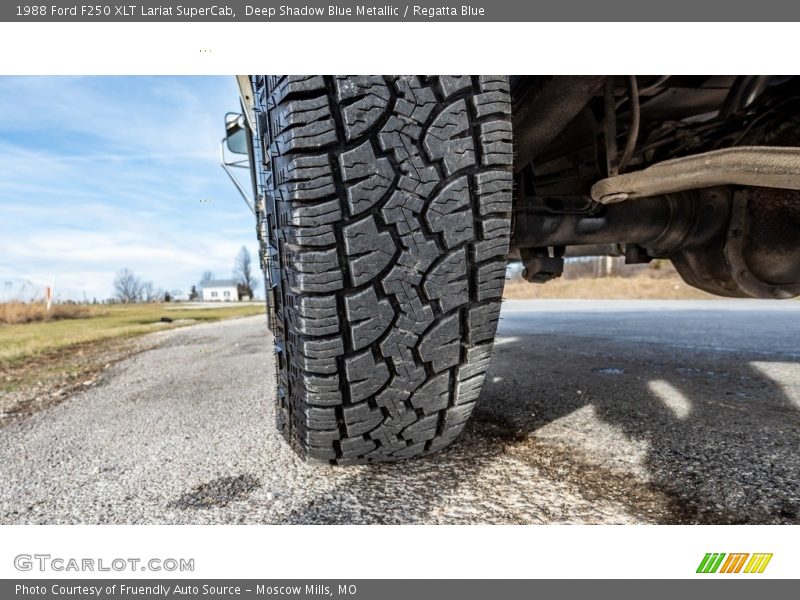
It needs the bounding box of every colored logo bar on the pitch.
[697,553,773,574]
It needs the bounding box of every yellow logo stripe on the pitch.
[744,553,773,573]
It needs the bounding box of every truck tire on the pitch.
[255,75,512,463]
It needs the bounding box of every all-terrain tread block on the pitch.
[272,118,338,155]
[271,96,333,138]
[335,76,392,141]
[476,261,508,301]
[478,120,513,167]
[345,350,391,403]
[257,75,512,463]
[423,248,469,313]
[423,99,476,176]
[343,215,396,286]
[274,154,336,202]
[409,372,450,415]
[286,293,339,336]
[285,248,343,293]
[344,287,394,351]
[475,170,513,215]
[281,199,341,247]
[340,141,395,216]
[292,370,341,407]
[268,76,327,106]
[437,76,472,99]
[425,176,474,248]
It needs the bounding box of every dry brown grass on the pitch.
[0,301,92,325]
[0,302,265,364]
[503,273,717,300]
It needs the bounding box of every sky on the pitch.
[0,76,259,301]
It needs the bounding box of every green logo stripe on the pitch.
[709,553,726,573]
[696,554,713,573]
[697,553,726,573]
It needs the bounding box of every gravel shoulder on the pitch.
[1,301,798,524]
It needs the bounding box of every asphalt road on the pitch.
[1,299,799,524]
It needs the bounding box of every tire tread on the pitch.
[257,75,512,462]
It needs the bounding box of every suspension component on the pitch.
[591,146,800,204]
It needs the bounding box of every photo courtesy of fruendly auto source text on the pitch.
[0,1,799,595]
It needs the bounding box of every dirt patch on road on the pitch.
[168,475,262,509]
[0,336,154,425]
[0,308,265,426]
[470,410,693,523]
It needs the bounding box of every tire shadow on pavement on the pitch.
[473,320,800,524]
[277,308,800,525]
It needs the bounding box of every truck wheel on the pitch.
[256,75,512,463]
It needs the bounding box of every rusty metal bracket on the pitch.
[591,146,800,204]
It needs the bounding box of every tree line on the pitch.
[113,246,257,303]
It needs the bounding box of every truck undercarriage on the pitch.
[508,75,800,299]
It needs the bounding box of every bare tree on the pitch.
[113,269,143,303]
[139,281,163,303]
[234,246,257,298]
[140,281,154,302]
[200,271,214,285]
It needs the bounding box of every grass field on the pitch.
[0,303,264,365]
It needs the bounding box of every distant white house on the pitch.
[201,279,240,302]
